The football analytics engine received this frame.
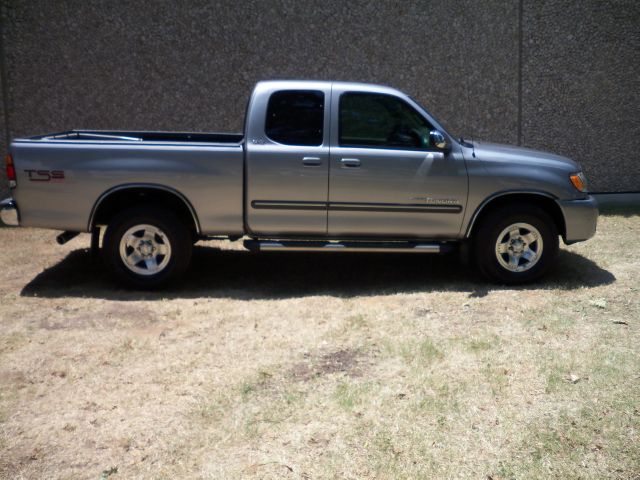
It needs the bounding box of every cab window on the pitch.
[265,90,324,146]
[339,92,432,149]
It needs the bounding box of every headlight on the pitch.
[569,172,588,192]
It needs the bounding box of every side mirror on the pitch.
[429,130,449,151]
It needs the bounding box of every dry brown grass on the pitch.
[0,211,638,479]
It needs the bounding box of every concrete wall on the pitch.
[0,0,638,197]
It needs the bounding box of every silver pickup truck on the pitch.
[1,80,598,288]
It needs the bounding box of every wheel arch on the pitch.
[88,184,201,235]
[465,191,566,240]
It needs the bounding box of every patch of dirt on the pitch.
[38,305,155,330]
[0,370,30,389]
[292,348,364,381]
[38,316,116,331]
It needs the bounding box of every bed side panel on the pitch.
[10,141,244,235]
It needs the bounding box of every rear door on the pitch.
[327,86,468,238]
[245,82,331,236]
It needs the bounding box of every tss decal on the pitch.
[24,169,65,182]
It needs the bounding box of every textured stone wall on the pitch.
[0,0,638,198]
[521,0,640,193]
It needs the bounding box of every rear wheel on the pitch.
[103,206,192,289]
[473,204,558,284]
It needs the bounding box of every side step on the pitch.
[243,240,453,254]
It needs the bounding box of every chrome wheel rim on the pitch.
[495,222,543,273]
[119,224,172,276]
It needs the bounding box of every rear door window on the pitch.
[265,90,324,146]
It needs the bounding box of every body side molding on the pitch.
[251,200,462,214]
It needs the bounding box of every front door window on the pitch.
[339,92,433,150]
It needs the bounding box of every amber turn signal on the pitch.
[569,172,587,192]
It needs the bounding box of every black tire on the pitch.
[473,204,558,285]
[103,205,192,289]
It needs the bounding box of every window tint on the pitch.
[339,92,433,149]
[265,90,324,146]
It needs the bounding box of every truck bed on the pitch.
[23,130,244,145]
[11,130,245,235]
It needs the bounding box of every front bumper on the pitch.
[559,195,598,244]
[0,198,19,226]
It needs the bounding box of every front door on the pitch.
[245,84,331,236]
[328,88,468,238]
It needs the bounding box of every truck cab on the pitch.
[244,81,467,239]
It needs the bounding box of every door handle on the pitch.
[340,158,361,168]
[302,156,322,166]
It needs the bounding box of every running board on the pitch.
[243,240,452,254]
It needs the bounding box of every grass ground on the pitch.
[0,211,638,479]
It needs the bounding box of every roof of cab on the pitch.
[254,80,407,97]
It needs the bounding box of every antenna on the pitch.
[460,53,476,158]
[465,81,476,158]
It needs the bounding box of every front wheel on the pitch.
[473,205,559,284]
[103,206,192,289]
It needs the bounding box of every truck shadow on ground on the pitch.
[21,246,615,301]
